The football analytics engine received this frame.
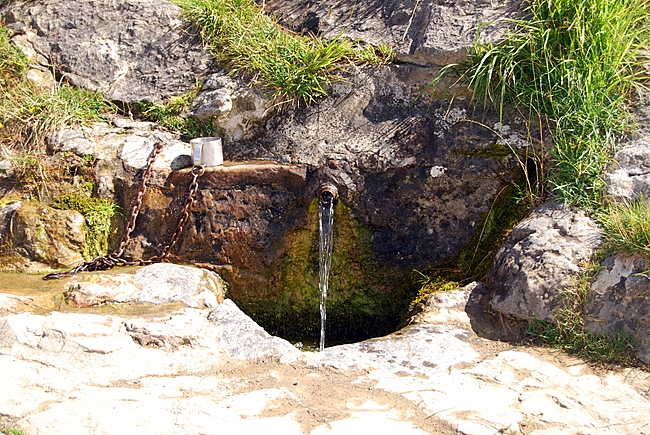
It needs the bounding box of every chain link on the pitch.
[43,141,203,280]
[149,165,204,263]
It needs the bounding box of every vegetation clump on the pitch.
[173,0,394,105]
[51,192,119,259]
[0,425,26,435]
[526,268,639,367]
[130,88,220,139]
[457,0,649,211]
[0,26,111,147]
[599,196,650,258]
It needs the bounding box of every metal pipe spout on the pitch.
[319,183,338,204]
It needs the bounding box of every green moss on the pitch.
[408,270,460,313]
[453,143,511,158]
[457,180,533,281]
[243,199,414,342]
[51,193,119,259]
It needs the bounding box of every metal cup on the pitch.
[190,137,223,167]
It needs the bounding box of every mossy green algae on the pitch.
[240,198,413,342]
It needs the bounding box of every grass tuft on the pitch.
[407,270,460,313]
[598,196,650,258]
[173,0,394,105]
[0,27,28,89]
[0,426,26,435]
[131,89,219,139]
[526,276,639,367]
[1,25,113,154]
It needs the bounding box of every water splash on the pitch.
[318,187,336,351]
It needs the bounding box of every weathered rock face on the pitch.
[10,203,86,268]
[606,137,650,201]
[268,0,523,66]
[585,255,650,364]
[1,0,274,142]
[0,201,21,246]
[188,73,273,143]
[232,67,529,269]
[488,201,603,322]
[47,116,192,200]
[1,0,537,340]
[1,0,216,103]
[606,100,650,201]
[65,263,225,309]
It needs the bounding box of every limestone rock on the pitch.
[606,137,650,201]
[0,201,21,246]
[2,0,217,102]
[1,286,649,434]
[267,0,523,66]
[10,204,86,268]
[488,201,603,321]
[189,72,273,143]
[585,255,650,364]
[606,100,650,201]
[207,299,299,360]
[64,263,225,309]
[46,116,192,199]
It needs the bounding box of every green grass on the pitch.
[453,0,650,212]
[0,426,26,435]
[172,0,394,105]
[0,26,113,148]
[407,270,460,313]
[439,0,650,366]
[0,26,28,92]
[599,196,650,258]
[131,88,220,139]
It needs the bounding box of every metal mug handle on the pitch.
[190,137,223,167]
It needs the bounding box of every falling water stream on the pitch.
[318,186,336,351]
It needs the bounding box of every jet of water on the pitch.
[318,187,336,351]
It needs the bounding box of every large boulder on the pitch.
[10,204,86,269]
[64,263,226,309]
[585,255,650,364]
[1,0,216,103]
[488,201,603,321]
[267,0,523,66]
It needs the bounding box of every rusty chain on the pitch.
[43,141,204,280]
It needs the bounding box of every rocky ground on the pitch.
[1,266,649,435]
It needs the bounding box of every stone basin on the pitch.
[128,160,415,343]
[168,161,308,190]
